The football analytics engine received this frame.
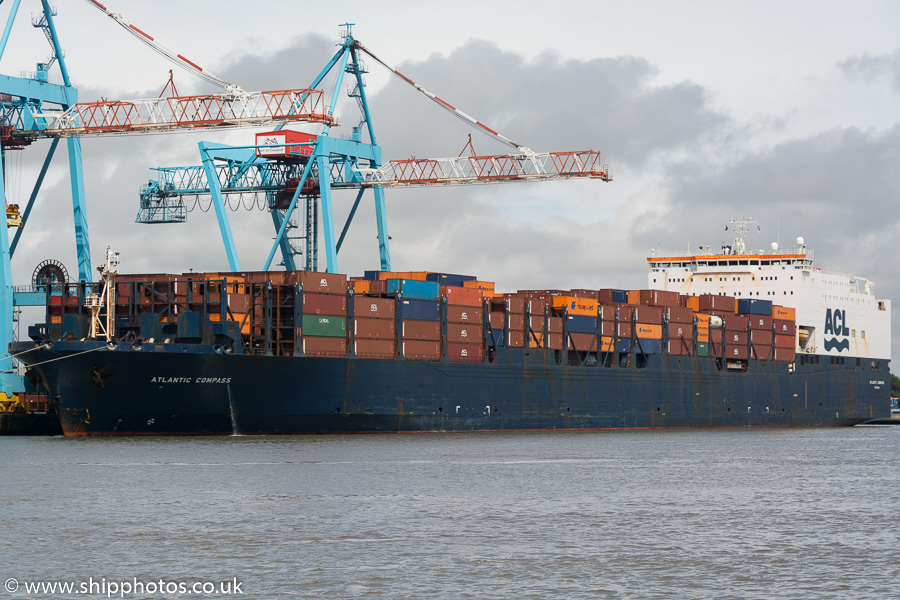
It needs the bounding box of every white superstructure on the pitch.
[647,218,891,360]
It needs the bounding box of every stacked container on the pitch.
[395,280,441,360]
[300,272,348,357]
[443,285,484,362]
[353,296,396,359]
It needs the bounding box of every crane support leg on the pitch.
[11,138,58,258]
[264,141,319,272]
[336,188,365,254]
[199,142,242,272]
[67,137,92,282]
[373,187,391,271]
[270,209,297,271]
[0,0,22,60]
[317,154,338,274]
[0,148,23,396]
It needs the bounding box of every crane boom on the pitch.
[25,88,335,137]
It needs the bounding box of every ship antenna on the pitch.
[730,217,757,254]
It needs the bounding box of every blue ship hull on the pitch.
[11,340,889,436]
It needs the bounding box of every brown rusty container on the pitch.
[570,289,599,300]
[668,322,692,339]
[508,314,525,331]
[354,318,396,340]
[616,305,635,322]
[442,286,483,307]
[725,345,749,360]
[508,330,525,347]
[489,311,505,329]
[698,294,736,313]
[617,322,632,338]
[629,289,680,307]
[774,320,796,336]
[353,296,396,320]
[402,340,441,360]
[568,331,598,351]
[752,343,772,361]
[303,292,347,316]
[634,305,663,324]
[724,315,749,331]
[354,338,396,358]
[302,336,347,357]
[774,334,795,349]
[748,315,773,331]
[528,299,547,314]
[665,306,694,324]
[447,323,483,343]
[711,328,723,343]
[727,331,749,345]
[401,320,441,341]
[601,320,615,336]
[448,305,482,324]
[774,347,795,361]
[447,342,484,362]
[549,316,563,334]
[667,340,686,356]
[751,329,773,346]
[529,315,546,332]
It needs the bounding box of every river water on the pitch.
[2,426,898,599]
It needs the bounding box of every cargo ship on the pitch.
[9,224,892,436]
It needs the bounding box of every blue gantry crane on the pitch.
[138,25,611,275]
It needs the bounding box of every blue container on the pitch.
[635,339,661,354]
[737,298,773,316]
[386,279,440,300]
[364,270,381,281]
[399,299,440,321]
[616,338,632,353]
[612,290,628,304]
[566,314,598,334]
[425,272,477,287]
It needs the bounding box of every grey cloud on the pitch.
[838,48,900,89]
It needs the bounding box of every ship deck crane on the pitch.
[137,25,611,274]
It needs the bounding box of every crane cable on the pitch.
[352,41,534,156]
[82,0,243,94]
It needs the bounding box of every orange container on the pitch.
[772,305,796,321]
[551,296,599,317]
[442,285,483,307]
[463,280,495,293]
[635,323,662,340]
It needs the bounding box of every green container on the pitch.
[697,342,710,357]
[301,314,346,338]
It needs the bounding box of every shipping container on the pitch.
[551,295,599,317]
[353,296,396,320]
[447,342,483,363]
[774,347,796,362]
[386,279,440,300]
[353,338,396,358]
[528,315,546,332]
[425,272,477,287]
[617,322,633,339]
[489,311,505,329]
[568,331,598,351]
[772,305,796,321]
[302,292,346,316]
[401,339,441,360]
[463,280,495,293]
[447,323,482,343]
[448,305,482,324]
[352,280,371,295]
[748,315,773,331]
[567,314,598,334]
[668,323,692,339]
[633,305,664,324]
[751,329,773,346]
[628,289,680,307]
[774,320,796,336]
[728,331,749,345]
[401,320,441,341]
[600,336,632,353]
[725,345,749,359]
[441,285,483,307]
[665,306,694,324]
[301,314,347,337]
[635,338,662,354]
[302,336,347,357]
[697,342,710,357]
[508,330,525,348]
[737,298,773,316]
[698,294,736,313]
[549,316,563,334]
[354,318,395,340]
[774,334,795,349]
[635,323,662,340]
[399,299,440,321]
[752,343,772,361]
[724,315,749,331]
[685,296,700,311]
[296,271,348,294]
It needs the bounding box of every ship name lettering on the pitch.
[869,380,885,385]
[151,376,192,383]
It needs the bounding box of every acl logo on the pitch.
[823,308,850,352]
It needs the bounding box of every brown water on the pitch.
[2,427,898,599]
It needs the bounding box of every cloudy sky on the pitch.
[2,0,898,358]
